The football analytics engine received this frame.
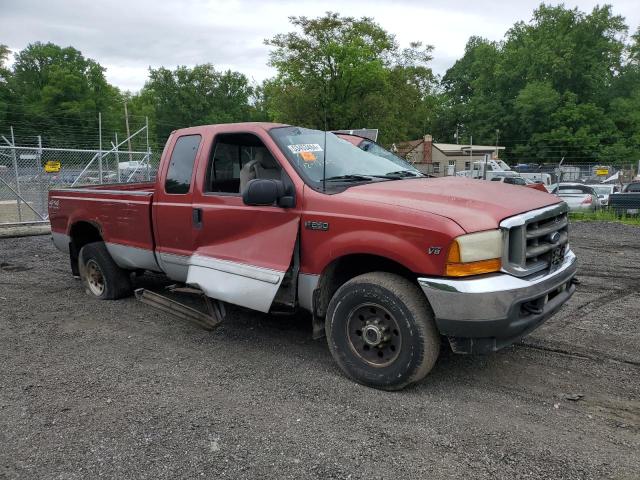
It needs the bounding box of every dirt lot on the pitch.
[0,222,638,479]
[0,199,43,224]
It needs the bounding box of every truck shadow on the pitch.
[131,273,535,392]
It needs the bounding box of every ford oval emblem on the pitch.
[549,232,561,244]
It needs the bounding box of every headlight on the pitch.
[445,230,503,277]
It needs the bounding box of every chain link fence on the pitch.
[0,145,157,224]
[1,133,638,224]
[412,159,640,217]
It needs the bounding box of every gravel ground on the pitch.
[0,221,638,479]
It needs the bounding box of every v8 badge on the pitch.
[427,247,442,255]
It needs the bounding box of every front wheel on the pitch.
[325,272,440,390]
[78,242,132,300]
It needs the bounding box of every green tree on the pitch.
[264,12,436,144]
[605,31,640,165]
[138,64,253,143]
[7,42,122,147]
[434,36,502,143]
[437,4,636,166]
[0,45,10,127]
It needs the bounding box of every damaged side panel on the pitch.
[186,255,285,313]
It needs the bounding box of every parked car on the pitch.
[490,175,527,186]
[609,182,640,216]
[490,175,548,192]
[551,183,599,211]
[49,122,577,390]
[623,181,640,193]
[519,172,554,190]
[590,184,620,206]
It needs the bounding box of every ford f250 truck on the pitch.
[49,123,577,390]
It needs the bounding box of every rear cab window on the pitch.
[165,135,202,194]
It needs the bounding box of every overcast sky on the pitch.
[2,0,639,92]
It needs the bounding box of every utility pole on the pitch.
[455,125,459,145]
[495,129,500,159]
[124,101,133,162]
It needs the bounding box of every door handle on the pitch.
[192,207,203,229]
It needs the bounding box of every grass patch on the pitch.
[569,209,640,226]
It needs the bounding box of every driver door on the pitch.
[187,128,301,313]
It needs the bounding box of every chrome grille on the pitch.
[500,203,569,277]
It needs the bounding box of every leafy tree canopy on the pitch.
[263,12,436,143]
[435,4,638,165]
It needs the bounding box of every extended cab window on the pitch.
[206,133,282,194]
[165,135,201,194]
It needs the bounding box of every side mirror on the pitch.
[242,179,295,208]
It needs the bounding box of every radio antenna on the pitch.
[322,104,328,192]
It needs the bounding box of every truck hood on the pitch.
[339,177,561,232]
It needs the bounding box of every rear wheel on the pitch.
[78,242,132,300]
[325,272,440,390]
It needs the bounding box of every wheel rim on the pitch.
[85,259,105,296]
[346,303,402,367]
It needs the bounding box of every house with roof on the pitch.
[392,135,505,176]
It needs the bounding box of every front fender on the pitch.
[300,213,464,276]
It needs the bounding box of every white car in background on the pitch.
[551,183,600,211]
[590,184,620,206]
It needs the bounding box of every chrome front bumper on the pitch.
[418,250,577,353]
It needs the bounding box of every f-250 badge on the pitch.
[305,220,329,231]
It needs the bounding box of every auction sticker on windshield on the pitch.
[287,144,323,154]
[300,151,317,162]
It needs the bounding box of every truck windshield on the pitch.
[356,139,412,169]
[270,126,421,188]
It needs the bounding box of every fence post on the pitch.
[98,112,103,183]
[115,132,121,183]
[10,126,22,222]
[38,135,45,217]
[145,116,151,181]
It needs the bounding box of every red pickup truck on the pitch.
[49,123,577,390]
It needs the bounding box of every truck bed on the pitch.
[49,182,156,251]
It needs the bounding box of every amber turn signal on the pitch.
[445,258,502,277]
[447,240,461,263]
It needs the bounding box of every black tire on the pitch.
[325,272,440,390]
[78,242,132,300]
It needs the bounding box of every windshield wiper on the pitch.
[370,170,423,179]
[324,174,374,182]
